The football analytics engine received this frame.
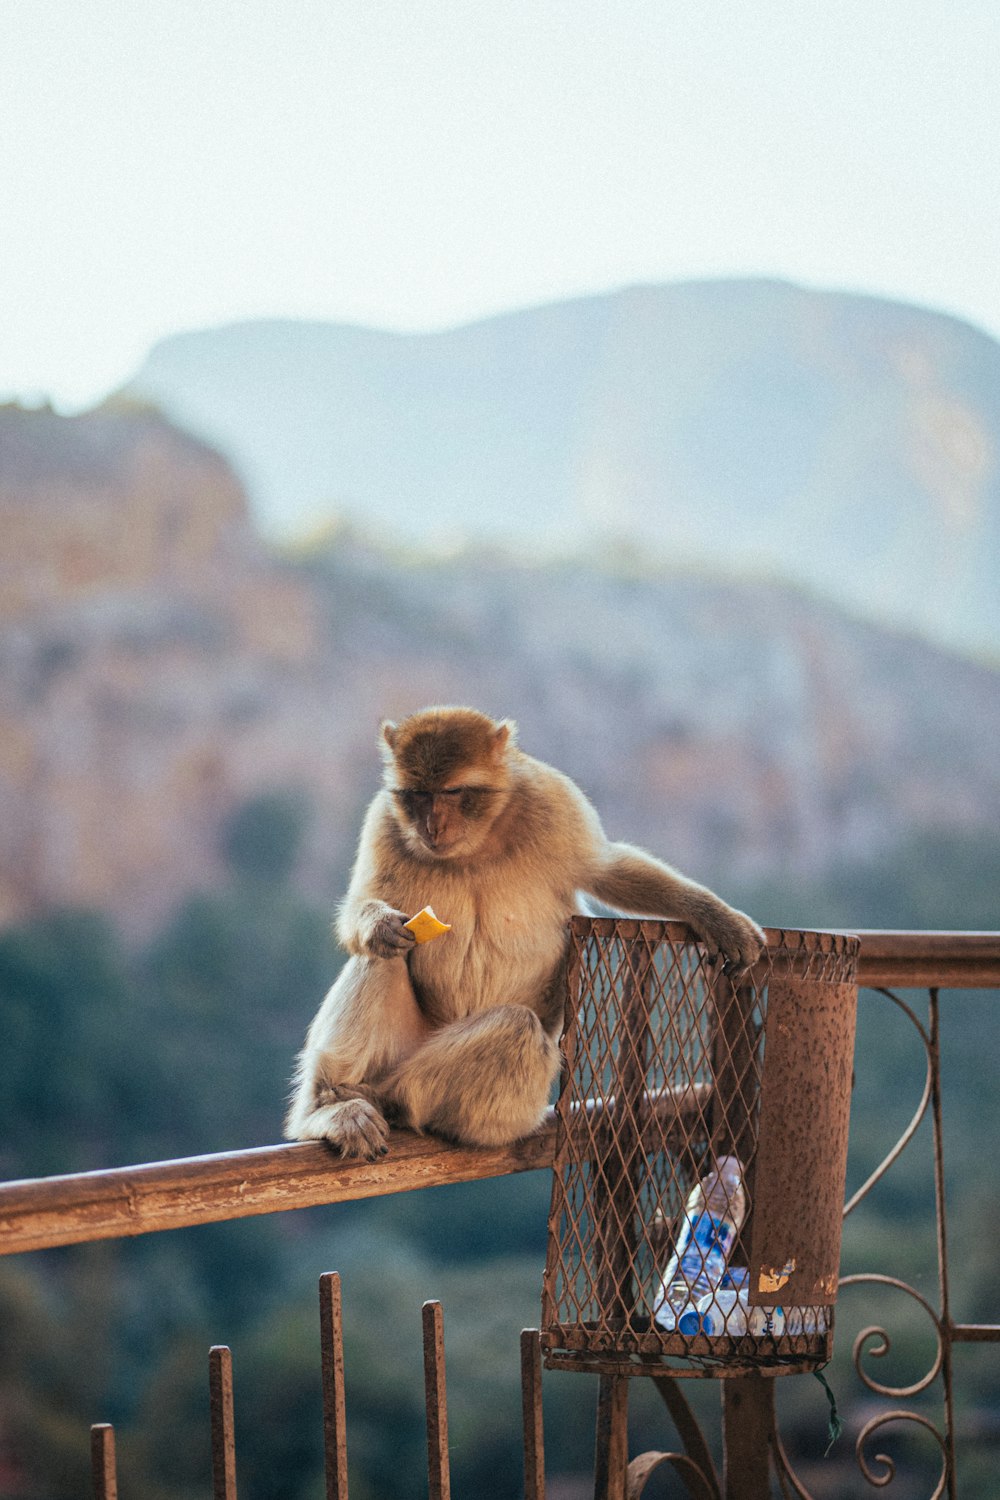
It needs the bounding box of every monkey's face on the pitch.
[380,707,516,859]
[390,779,508,857]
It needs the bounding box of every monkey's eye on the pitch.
[392,789,433,818]
[392,786,496,819]
[455,787,498,818]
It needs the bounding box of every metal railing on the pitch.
[774,931,1000,1500]
[2,930,999,1499]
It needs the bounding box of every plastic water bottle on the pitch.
[784,1306,829,1336]
[678,1287,786,1337]
[652,1156,746,1330]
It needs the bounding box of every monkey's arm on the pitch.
[335,797,416,959]
[584,841,765,971]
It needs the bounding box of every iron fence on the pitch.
[1,930,998,1499]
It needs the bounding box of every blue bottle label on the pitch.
[678,1211,736,1276]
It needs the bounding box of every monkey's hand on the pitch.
[692,902,766,976]
[357,902,418,959]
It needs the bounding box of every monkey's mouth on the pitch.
[417,831,463,857]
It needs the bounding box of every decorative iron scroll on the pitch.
[540,919,859,1377]
[773,985,969,1499]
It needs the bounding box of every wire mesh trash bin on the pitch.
[541,918,859,1378]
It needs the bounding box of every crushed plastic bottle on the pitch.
[678,1286,830,1338]
[678,1287,786,1337]
[784,1306,830,1336]
[652,1155,746,1330]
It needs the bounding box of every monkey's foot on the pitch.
[299,1098,391,1159]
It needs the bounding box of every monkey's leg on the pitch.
[284,955,430,1158]
[381,1004,561,1148]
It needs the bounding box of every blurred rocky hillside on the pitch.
[2,400,999,937]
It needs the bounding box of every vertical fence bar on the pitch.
[422,1300,451,1500]
[721,1380,773,1500]
[319,1272,349,1500]
[929,989,958,1500]
[90,1423,118,1500]
[521,1329,545,1500]
[209,1345,238,1500]
[593,1375,629,1500]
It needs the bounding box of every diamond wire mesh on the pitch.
[541,919,855,1376]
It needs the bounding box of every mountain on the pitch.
[124,280,1000,658]
[2,402,999,938]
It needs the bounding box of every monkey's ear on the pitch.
[493,718,517,754]
[380,720,398,754]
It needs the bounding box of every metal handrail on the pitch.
[2,930,997,1259]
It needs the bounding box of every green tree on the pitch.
[220,791,311,887]
[140,787,334,1159]
[0,910,153,1176]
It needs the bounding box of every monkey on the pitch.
[285,706,765,1160]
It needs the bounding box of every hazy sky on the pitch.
[2,0,998,409]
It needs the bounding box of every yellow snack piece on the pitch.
[403,906,452,944]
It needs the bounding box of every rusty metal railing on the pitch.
[774,934,1000,1500]
[2,930,999,1500]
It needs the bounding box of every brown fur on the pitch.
[285,706,764,1158]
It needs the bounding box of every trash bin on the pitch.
[541,918,859,1378]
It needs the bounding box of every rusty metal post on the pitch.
[721,1379,774,1500]
[593,1374,629,1500]
[90,1424,118,1500]
[319,1273,349,1500]
[422,1300,451,1500]
[521,1329,546,1500]
[209,1346,238,1500]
